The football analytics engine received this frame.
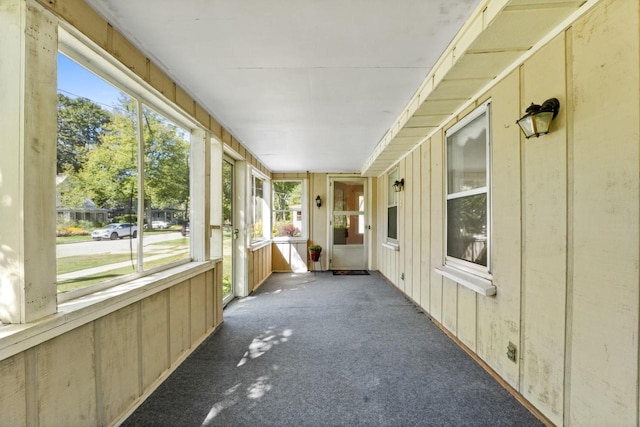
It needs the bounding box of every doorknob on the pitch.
[233,229,239,239]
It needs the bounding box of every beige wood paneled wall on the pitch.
[272,241,309,272]
[0,265,223,426]
[376,1,640,425]
[249,244,272,293]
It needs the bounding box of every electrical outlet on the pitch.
[507,342,517,362]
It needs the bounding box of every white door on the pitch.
[329,177,367,270]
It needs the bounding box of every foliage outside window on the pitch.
[272,180,305,238]
[387,168,399,241]
[56,51,190,294]
[251,173,269,242]
[445,101,490,274]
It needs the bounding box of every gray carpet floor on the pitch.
[122,271,544,427]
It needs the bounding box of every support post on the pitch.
[0,0,58,323]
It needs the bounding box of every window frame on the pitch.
[271,179,308,241]
[444,100,492,279]
[250,168,270,244]
[386,167,399,243]
[56,27,199,302]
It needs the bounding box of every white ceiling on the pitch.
[85,0,481,173]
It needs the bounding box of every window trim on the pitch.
[443,99,492,281]
[250,167,270,244]
[386,167,399,243]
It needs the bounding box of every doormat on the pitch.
[332,270,370,276]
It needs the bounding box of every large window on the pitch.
[56,46,191,295]
[387,168,399,241]
[272,180,305,239]
[250,172,269,243]
[445,101,490,275]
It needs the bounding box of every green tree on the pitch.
[142,106,190,210]
[222,160,233,225]
[273,181,301,221]
[60,97,190,223]
[74,97,138,209]
[56,94,111,174]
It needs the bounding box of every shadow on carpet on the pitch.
[332,270,369,275]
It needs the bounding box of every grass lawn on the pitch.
[57,236,189,292]
[56,235,92,244]
[57,253,136,274]
[57,232,235,295]
[57,266,136,293]
[222,234,232,296]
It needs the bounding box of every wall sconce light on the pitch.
[516,98,560,138]
[315,195,322,208]
[392,179,405,192]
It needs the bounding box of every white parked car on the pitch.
[152,220,169,229]
[92,223,138,240]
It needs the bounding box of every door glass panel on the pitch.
[222,160,233,299]
[332,214,364,245]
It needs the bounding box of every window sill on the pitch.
[272,237,307,243]
[382,241,400,251]
[250,240,272,251]
[434,265,496,296]
[0,260,217,361]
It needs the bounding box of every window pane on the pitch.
[141,105,190,270]
[56,52,140,293]
[222,160,233,299]
[388,169,398,206]
[272,181,302,238]
[388,206,397,240]
[447,112,487,194]
[447,193,487,266]
[251,177,265,241]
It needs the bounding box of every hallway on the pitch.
[122,272,543,426]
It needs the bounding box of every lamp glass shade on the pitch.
[517,98,559,138]
[533,111,554,135]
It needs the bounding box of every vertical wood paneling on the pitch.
[397,161,406,292]
[404,155,414,298]
[457,285,476,351]
[412,148,422,303]
[569,0,640,424]
[97,305,140,424]
[430,133,444,322]
[36,323,96,426]
[141,291,169,390]
[442,278,457,334]
[377,176,385,276]
[476,70,521,389]
[169,281,190,360]
[215,265,224,326]
[521,34,567,424]
[205,269,215,330]
[190,273,207,343]
[0,353,26,427]
[420,143,431,310]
